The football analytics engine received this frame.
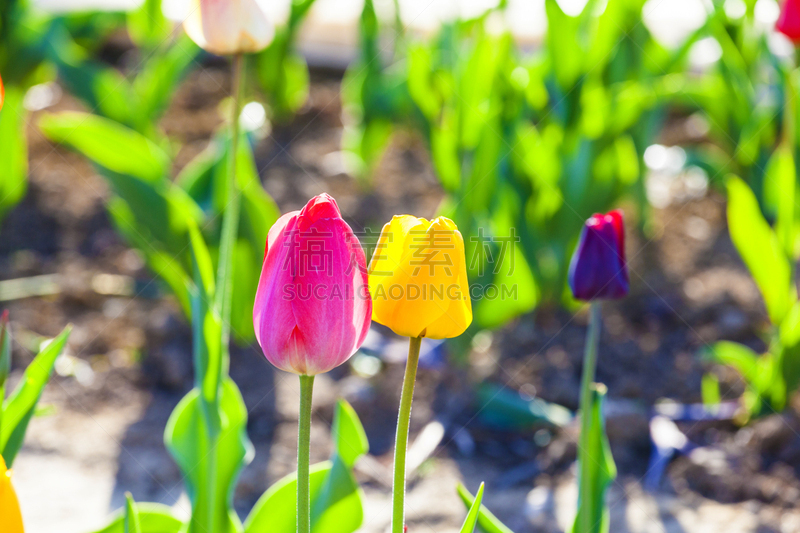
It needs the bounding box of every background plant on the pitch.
[0,0,123,230]
[343,0,698,330]
[36,0,319,343]
[0,312,71,468]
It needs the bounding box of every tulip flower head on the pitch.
[568,210,629,301]
[778,0,800,42]
[0,455,24,533]
[254,194,371,375]
[369,215,472,339]
[0,73,4,112]
[184,0,274,55]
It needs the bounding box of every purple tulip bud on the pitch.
[253,194,372,375]
[568,210,629,301]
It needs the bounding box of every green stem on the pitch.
[578,301,601,533]
[215,53,245,352]
[297,374,315,533]
[392,336,423,533]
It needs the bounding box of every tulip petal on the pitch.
[370,216,472,338]
[778,0,800,42]
[422,223,473,339]
[184,0,274,55]
[0,456,24,533]
[568,211,629,301]
[254,194,371,375]
[254,212,303,371]
[290,217,371,374]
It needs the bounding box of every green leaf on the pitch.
[331,399,369,468]
[125,493,142,533]
[726,175,794,325]
[570,385,616,533]
[164,379,253,533]
[762,145,797,259]
[0,86,28,222]
[1,326,72,466]
[705,341,760,385]
[474,383,572,430]
[779,301,800,402]
[39,112,170,184]
[545,0,583,90]
[459,482,484,533]
[89,503,183,533]
[244,399,368,533]
[456,484,514,533]
[46,31,141,129]
[244,462,333,533]
[127,0,171,49]
[701,373,721,408]
[133,33,200,122]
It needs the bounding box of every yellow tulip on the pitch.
[184,0,274,56]
[368,215,472,339]
[0,455,24,533]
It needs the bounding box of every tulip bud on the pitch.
[0,74,4,112]
[0,455,24,533]
[253,194,371,375]
[368,215,472,339]
[778,0,800,42]
[0,310,9,389]
[568,210,629,301]
[184,0,275,55]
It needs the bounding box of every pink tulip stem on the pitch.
[216,53,245,353]
[391,335,423,533]
[297,374,315,533]
[577,301,601,533]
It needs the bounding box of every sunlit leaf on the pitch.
[457,484,514,533]
[89,503,183,533]
[459,482,484,533]
[1,326,71,466]
[726,175,794,324]
[570,385,616,533]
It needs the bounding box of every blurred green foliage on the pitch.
[0,0,119,227]
[704,174,800,421]
[40,109,278,344]
[0,315,71,468]
[343,0,698,329]
[35,0,319,344]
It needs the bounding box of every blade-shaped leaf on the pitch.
[0,86,28,222]
[244,399,368,533]
[39,112,170,184]
[456,484,514,533]
[164,379,253,533]
[331,399,369,468]
[570,385,616,533]
[763,145,797,259]
[125,493,142,533]
[133,33,200,122]
[89,503,183,533]
[459,482,485,533]
[1,326,72,466]
[726,175,794,325]
[127,0,172,49]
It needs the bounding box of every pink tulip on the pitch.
[184,0,274,55]
[254,194,371,375]
[778,0,800,42]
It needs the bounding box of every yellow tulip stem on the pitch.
[297,374,315,533]
[392,335,423,533]
[577,301,601,533]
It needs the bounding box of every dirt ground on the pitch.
[4,62,800,533]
